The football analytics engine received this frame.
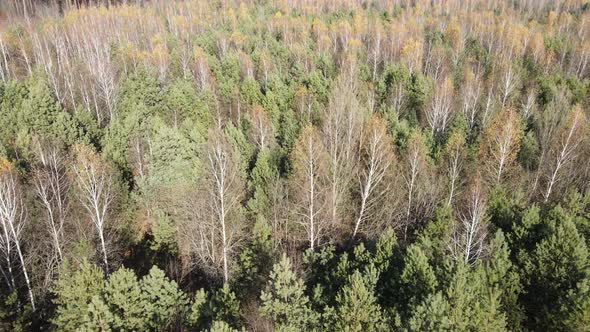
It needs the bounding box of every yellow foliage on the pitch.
[0,159,12,174]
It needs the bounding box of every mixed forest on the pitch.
[0,0,590,330]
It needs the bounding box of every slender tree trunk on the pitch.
[98,229,109,274]
[13,239,34,310]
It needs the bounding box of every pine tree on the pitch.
[247,149,278,220]
[522,215,590,330]
[52,261,105,331]
[138,266,189,331]
[400,245,438,316]
[102,267,144,331]
[407,292,451,331]
[260,254,318,331]
[485,231,523,330]
[332,268,387,332]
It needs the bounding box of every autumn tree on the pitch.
[352,116,395,239]
[479,109,523,185]
[541,106,588,202]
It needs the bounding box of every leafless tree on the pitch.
[322,80,362,232]
[291,125,329,250]
[72,145,117,273]
[450,178,488,266]
[248,106,274,152]
[0,161,35,310]
[443,131,466,207]
[460,69,483,133]
[185,129,244,284]
[33,141,69,263]
[425,78,454,137]
[402,131,429,240]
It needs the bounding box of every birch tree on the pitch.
[186,128,244,284]
[352,116,394,239]
[402,131,429,240]
[450,178,488,266]
[322,80,362,231]
[0,160,35,310]
[479,110,523,185]
[33,141,69,264]
[72,145,117,274]
[291,125,328,250]
[460,69,482,133]
[443,131,466,207]
[542,106,588,202]
[425,78,454,138]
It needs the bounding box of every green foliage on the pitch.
[164,79,211,132]
[400,245,438,315]
[149,211,178,254]
[52,261,105,331]
[521,214,590,330]
[102,267,144,330]
[247,149,278,220]
[485,231,524,330]
[209,286,241,328]
[236,217,275,296]
[53,264,188,331]
[138,266,189,330]
[260,254,318,331]
[187,289,208,329]
[331,268,387,332]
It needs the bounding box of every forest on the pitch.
[0,0,589,330]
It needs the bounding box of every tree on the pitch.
[443,131,466,206]
[52,261,105,331]
[54,263,188,331]
[522,213,590,331]
[0,160,35,310]
[352,115,395,239]
[323,80,362,232]
[479,109,523,185]
[450,179,488,266]
[72,145,117,274]
[332,268,387,332]
[291,125,329,250]
[32,140,69,263]
[260,254,318,331]
[425,78,454,138]
[247,106,274,151]
[402,130,430,239]
[101,267,144,331]
[399,245,438,316]
[247,149,278,221]
[138,266,189,330]
[485,231,523,330]
[541,105,588,202]
[460,68,483,134]
[188,128,245,284]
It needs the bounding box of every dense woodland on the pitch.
[0,0,590,330]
